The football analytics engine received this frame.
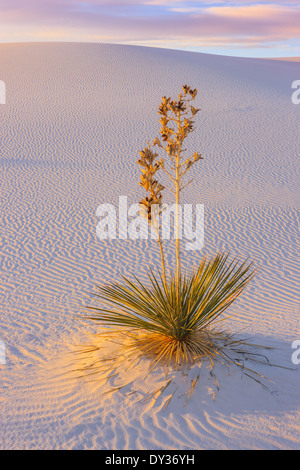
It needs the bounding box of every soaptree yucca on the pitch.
[85,85,260,377]
[86,254,256,372]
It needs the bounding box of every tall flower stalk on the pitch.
[139,85,203,289]
[138,143,167,286]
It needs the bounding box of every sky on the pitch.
[0,0,299,58]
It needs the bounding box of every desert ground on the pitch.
[0,43,299,449]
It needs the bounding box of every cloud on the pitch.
[206,3,300,19]
[0,1,299,56]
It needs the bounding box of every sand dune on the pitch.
[0,43,299,449]
[271,57,300,62]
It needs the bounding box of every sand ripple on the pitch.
[0,43,299,449]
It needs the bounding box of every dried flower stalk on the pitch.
[138,85,203,289]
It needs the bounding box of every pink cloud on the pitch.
[207,4,295,18]
[0,1,299,53]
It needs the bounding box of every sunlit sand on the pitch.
[0,43,299,450]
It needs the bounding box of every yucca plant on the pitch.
[86,253,255,371]
[85,85,261,379]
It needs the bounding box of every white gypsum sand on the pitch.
[0,43,299,450]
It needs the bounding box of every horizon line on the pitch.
[0,40,299,61]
